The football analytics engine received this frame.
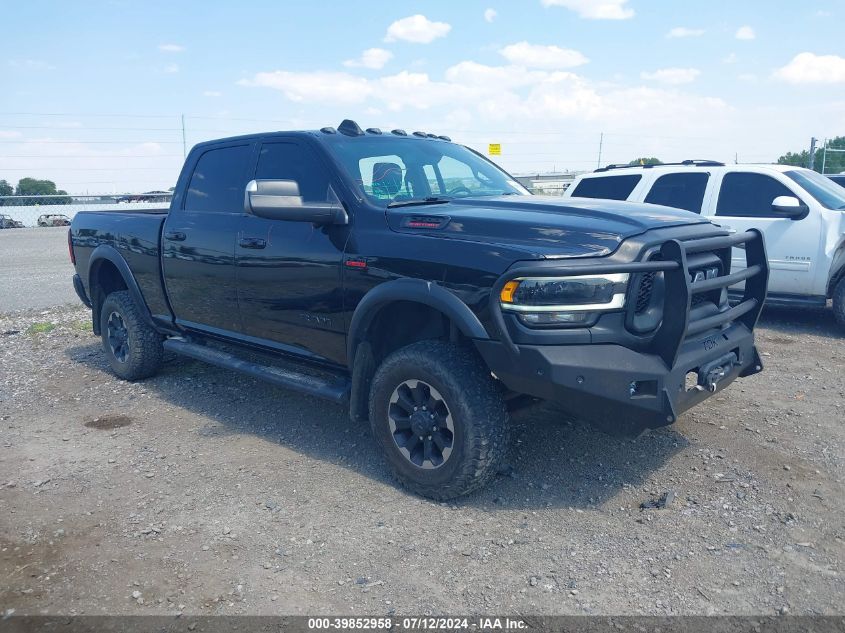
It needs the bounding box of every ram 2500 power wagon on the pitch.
[69,119,769,499]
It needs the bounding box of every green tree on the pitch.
[777,137,845,174]
[776,150,809,168]
[14,177,72,205]
[628,157,663,166]
[0,179,13,197]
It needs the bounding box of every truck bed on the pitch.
[71,209,172,324]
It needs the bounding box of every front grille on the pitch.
[626,232,767,357]
[634,272,655,314]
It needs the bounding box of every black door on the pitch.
[162,142,254,334]
[236,140,348,364]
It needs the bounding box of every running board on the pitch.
[163,338,350,404]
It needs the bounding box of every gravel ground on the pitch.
[0,228,78,312]
[0,304,842,617]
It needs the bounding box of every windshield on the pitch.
[785,169,845,210]
[327,136,529,207]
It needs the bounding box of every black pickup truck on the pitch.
[69,119,768,499]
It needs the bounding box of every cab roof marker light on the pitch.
[365,128,383,135]
[437,135,452,142]
[391,129,408,136]
[337,119,365,137]
[320,127,337,134]
[412,131,427,138]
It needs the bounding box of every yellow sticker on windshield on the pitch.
[488,143,501,156]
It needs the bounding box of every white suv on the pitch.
[563,161,845,327]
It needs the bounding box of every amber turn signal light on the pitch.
[500,280,520,303]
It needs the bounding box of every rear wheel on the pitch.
[368,340,508,499]
[833,277,845,329]
[99,290,163,380]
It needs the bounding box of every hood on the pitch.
[386,195,710,259]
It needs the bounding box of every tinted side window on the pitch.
[185,144,252,212]
[255,142,331,202]
[716,173,795,217]
[571,175,641,200]
[644,172,709,213]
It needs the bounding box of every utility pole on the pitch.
[596,132,604,169]
[808,137,817,171]
[181,114,187,159]
[821,138,827,174]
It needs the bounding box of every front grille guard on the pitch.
[490,229,768,367]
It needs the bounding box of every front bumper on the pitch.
[476,321,762,436]
[478,228,769,436]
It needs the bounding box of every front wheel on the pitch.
[100,290,163,380]
[833,277,845,329]
[368,341,508,499]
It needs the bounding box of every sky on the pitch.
[1,0,844,194]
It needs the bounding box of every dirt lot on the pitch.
[1,304,842,617]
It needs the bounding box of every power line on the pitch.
[0,167,177,171]
[0,112,180,119]
[0,140,183,144]
[0,154,185,158]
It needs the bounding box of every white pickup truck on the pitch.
[564,161,845,328]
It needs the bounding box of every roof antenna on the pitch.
[337,119,365,137]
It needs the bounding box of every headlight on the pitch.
[500,273,629,327]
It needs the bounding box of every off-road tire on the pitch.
[100,290,163,381]
[368,340,508,500]
[834,276,845,329]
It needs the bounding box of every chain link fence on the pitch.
[0,193,172,228]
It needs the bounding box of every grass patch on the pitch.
[26,322,56,335]
[71,319,93,333]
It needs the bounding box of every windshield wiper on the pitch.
[387,197,451,209]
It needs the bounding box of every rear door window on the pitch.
[570,175,641,200]
[715,173,796,217]
[185,144,252,213]
[644,172,710,213]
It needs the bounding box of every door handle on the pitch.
[238,237,267,249]
[164,230,186,242]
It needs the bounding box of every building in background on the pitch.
[513,172,582,196]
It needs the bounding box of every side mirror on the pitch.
[771,195,809,219]
[244,180,348,225]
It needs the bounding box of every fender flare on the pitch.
[346,277,489,367]
[828,242,845,297]
[87,244,154,328]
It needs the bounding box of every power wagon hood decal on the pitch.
[387,195,709,259]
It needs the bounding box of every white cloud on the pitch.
[641,67,701,85]
[444,61,548,90]
[202,90,222,97]
[735,26,755,40]
[484,8,497,22]
[343,48,394,70]
[541,0,634,20]
[158,44,185,53]
[722,52,737,64]
[666,27,704,38]
[384,15,451,43]
[239,71,373,103]
[163,64,179,74]
[0,130,23,139]
[237,61,727,131]
[774,52,845,84]
[499,42,589,69]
